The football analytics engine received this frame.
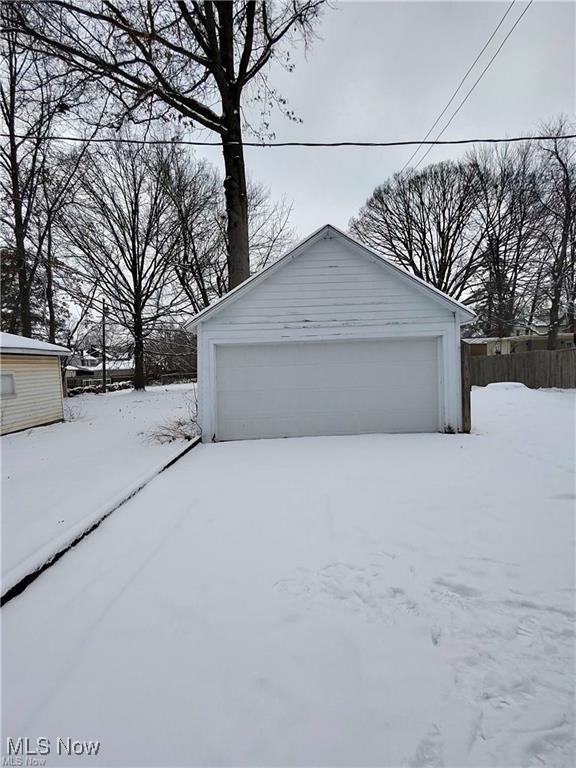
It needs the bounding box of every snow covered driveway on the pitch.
[1,384,196,592]
[3,385,575,767]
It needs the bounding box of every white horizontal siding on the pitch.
[210,235,451,332]
[1,354,64,435]
[202,320,452,343]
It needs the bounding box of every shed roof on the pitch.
[186,224,476,329]
[0,332,70,357]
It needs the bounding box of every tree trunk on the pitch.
[10,165,32,337]
[61,361,68,398]
[133,313,146,390]
[548,216,570,350]
[5,30,33,338]
[45,223,56,343]
[18,262,32,337]
[547,291,561,350]
[547,260,563,350]
[221,111,250,290]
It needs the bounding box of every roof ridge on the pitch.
[186,224,475,329]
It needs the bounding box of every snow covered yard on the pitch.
[2,385,574,767]
[1,383,196,592]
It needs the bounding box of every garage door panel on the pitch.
[217,357,437,391]
[218,384,437,419]
[221,408,438,441]
[218,338,436,368]
[215,338,439,440]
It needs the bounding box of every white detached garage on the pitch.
[189,225,475,442]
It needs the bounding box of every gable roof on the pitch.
[0,332,70,357]
[186,224,476,329]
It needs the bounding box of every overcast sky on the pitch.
[195,0,575,238]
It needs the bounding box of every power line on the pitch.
[400,0,518,173]
[1,129,573,149]
[413,0,534,170]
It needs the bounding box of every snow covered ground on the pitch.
[1,383,196,592]
[2,385,575,767]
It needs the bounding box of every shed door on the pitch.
[215,337,440,441]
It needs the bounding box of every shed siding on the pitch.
[210,235,452,332]
[1,354,64,435]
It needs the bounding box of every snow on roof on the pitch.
[0,332,70,357]
[65,364,95,372]
[186,224,476,330]
[92,359,134,371]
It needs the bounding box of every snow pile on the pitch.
[485,381,528,390]
[1,383,196,592]
[2,386,575,766]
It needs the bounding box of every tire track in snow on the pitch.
[16,500,194,736]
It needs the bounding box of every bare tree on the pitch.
[350,161,484,300]
[468,143,544,337]
[1,17,72,335]
[144,322,197,380]
[10,0,324,290]
[166,151,226,312]
[239,181,294,272]
[0,6,98,339]
[351,126,576,341]
[0,247,46,332]
[62,140,187,389]
[166,150,295,311]
[535,120,576,349]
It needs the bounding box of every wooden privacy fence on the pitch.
[469,347,576,389]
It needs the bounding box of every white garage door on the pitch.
[215,338,440,440]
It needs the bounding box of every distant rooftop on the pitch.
[92,359,134,371]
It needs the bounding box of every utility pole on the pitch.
[102,299,107,394]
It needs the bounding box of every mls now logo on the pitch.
[4,737,100,760]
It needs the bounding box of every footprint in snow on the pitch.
[430,625,442,646]
[522,727,575,768]
[410,724,444,768]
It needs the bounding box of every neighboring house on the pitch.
[467,334,574,356]
[65,364,96,380]
[0,332,70,435]
[510,319,550,336]
[66,358,134,386]
[67,351,100,368]
[91,359,134,376]
[65,351,100,382]
[80,352,100,367]
[188,224,475,442]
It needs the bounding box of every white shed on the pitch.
[188,225,475,442]
[0,333,70,436]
